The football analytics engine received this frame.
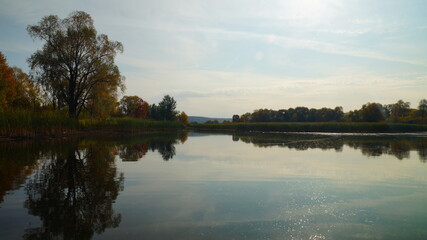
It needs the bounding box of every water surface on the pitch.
[1,132,427,239]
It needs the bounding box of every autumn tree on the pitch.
[0,52,17,108]
[359,103,385,122]
[119,96,149,118]
[390,100,410,122]
[178,112,189,124]
[240,112,251,122]
[0,52,40,110]
[12,67,41,109]
[27,11,124,118]
[85,82,120,119]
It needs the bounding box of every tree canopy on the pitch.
[119,95,149,118]
[0,52,40,110]
[149,95,178,121]
[233,100,427,124]
[27,11,124,118]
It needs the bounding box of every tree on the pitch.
[85,80,121,119]
[390,100,410,122]
[0,52,17,108]
[12,67,41,109]
[149,103,160,120]
[158,95,177,121]
[359,103,384,122]
[251,109,274,122]
[119,96,148,118]
[178,112,189,124]
[419,99,427,118]
[232,114,240,122]
[27,11,124,118]
[0,52,40,110]
[240,112,252,122]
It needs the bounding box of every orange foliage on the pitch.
[0,52,17,108]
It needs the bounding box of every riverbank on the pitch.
[0,111,185,140]
[190,122,427,133]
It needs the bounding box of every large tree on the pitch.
[27,11,124,118]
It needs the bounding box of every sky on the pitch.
[1,0,427,117]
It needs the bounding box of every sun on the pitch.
[279,0,334,25]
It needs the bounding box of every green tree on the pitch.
[27,11,124,118]
[158,95,177,121]
[232,114,240,122]
[419,99,427,118]
[149,103,160,120]
[251,109,274,122]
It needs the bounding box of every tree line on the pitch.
[0,11,187,123]
[233,100,427,124]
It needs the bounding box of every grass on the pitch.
[0,109,78,137]
[79,117,184,130]
[0,110,184,138]
[190,122,427,133]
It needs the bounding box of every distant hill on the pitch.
[188,116,231,123]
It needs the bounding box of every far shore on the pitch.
[189,122,427,133]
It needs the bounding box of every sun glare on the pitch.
[280,0,332,24]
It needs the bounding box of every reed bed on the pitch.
[0,111,184,138]
[0,110,78,138]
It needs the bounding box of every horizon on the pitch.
[1,0,427,118]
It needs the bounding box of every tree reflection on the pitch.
[232,133,427,162]
[117,132,188,161]
[119,143,148,161]
[23,143,124,240]
[0,141,61,204]
[416,141,427,162]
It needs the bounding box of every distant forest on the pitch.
[232,100,427,124]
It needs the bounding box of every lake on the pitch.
[1,131,427,239]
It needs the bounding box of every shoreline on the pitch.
[0,128,187,142]
[189,122,427,133]
[2,122,427,141]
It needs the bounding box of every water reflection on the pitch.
[21,132,188,239]
[117,131,187,161]
[0,141,58,204]
[1,131,427,239]
[23,144,124,240]
[0,132,188,209]
[232,132,427,161]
